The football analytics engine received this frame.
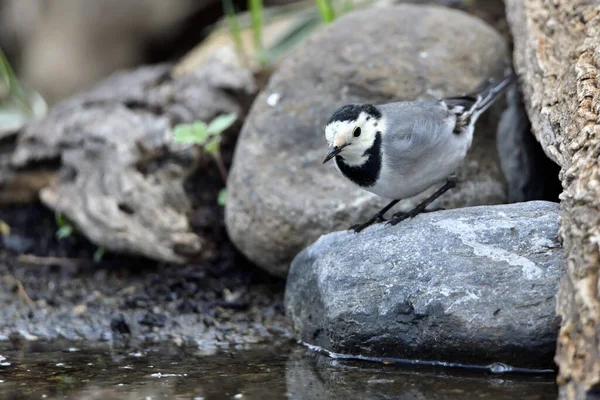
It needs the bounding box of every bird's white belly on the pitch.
[368,165,449,199]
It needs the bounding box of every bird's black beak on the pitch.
[322,144,345,164]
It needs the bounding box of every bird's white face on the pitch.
[323,111,384,166]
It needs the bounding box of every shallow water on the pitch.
[0,341,557,400]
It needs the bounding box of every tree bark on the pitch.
[504,1,600,398]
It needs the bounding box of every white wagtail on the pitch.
[322,74,515,232]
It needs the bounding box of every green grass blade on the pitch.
[222,0,249,64]
[265,14,322,61]
[315,0,335,23]
[0,47,34,116]
[93,247,106,263]
[249,0,266,64]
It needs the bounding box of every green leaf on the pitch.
[55,212,66,228]
[192,121,208,134]
[217,188,227,207]
[204,136,221,155]
[173,124,195,143]
[56,225,73,240]
[207,113,238,135]
[173,122,209,144]
[93,247,106,263]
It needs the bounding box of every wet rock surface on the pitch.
[285,201,564,368]
[226,4,511,277]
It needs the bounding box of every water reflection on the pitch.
[0,341,557,399]
[286,351,557,400]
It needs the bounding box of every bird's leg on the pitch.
[350,199,400,233]
[387,178,457,226]
[391,207,444,219]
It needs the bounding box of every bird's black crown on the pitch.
[327,104,381,124]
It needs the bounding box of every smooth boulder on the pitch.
[285,201,564,368]
[226,4,510,277]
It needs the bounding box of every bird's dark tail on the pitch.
[471,72,517,114]
[443,72,517,118]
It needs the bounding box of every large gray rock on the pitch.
[226,4,511,277]
[285,201,564,368]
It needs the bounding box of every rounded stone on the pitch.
[226,4,510,276]
[285,201,564,368]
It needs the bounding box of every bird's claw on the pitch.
[386,208,426,226]
[423,206,445,213]
[385,214,410,226]
[386,206,445,226]
[349,215,386,233]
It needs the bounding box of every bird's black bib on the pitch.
[335,132,382,188]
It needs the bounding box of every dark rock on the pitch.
[110,315,131,335]
[226,4,511,277]
[1,234,35,254]
[139,312,167,328]
[285,201,564,368]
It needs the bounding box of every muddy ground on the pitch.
[0,202,288,351]
[0,120,289,350]
[0,98,292,350]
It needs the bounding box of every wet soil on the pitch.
[0,105,288,349]
[0,202,288,349]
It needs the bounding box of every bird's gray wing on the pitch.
[378,100,453,171]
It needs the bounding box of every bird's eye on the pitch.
[353,127,361,137]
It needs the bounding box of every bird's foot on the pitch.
[423,207,445,213]
[386,206,440,226]
[386,211,414,226]
[349,215,386,233]
[385,206,444,226]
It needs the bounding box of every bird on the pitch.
[322,74,515,233]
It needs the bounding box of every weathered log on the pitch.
[8,59,255,263]
[504,1,600,398]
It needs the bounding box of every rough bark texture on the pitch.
[505,1,600,398]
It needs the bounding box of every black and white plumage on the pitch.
[322,74,515,232]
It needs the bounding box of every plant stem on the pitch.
[213,153,229,184]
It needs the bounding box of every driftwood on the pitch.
[6,58,255,263]
[505,1,600,398]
